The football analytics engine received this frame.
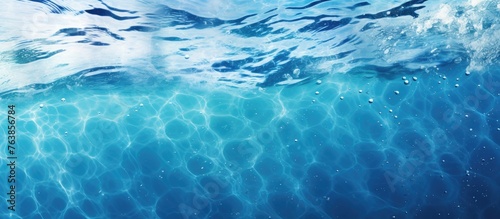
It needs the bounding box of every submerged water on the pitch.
[1,0,499,218]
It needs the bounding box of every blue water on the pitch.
[1,0,499,218]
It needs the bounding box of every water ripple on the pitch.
[84,8,140,20]
[1,0,499,92]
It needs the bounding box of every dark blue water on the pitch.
[1,0,499,218]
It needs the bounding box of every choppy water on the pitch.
[1,0,499,218]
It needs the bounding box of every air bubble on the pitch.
[389,109,393,113]
[358,90,363,93]
[368,98,374,103]
[443,76,447,80]
[402,76,407,80]
[315,91,320,95]
[184,55,190,59]
[293,68,300,77]
[39,104,44,108]
[140,103,144,107]
[340,96,344,100]
[465,71,471,76]
[61,98,66,102]
[455,84,459,88]
[316,80,322,85]
[294,139,298,142]
[394,90,400,95]
[404,80,410,85]
[412,76,418,81]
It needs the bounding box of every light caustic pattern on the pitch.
[1,64,499,218]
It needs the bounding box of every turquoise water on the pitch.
[1,0,499,218]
